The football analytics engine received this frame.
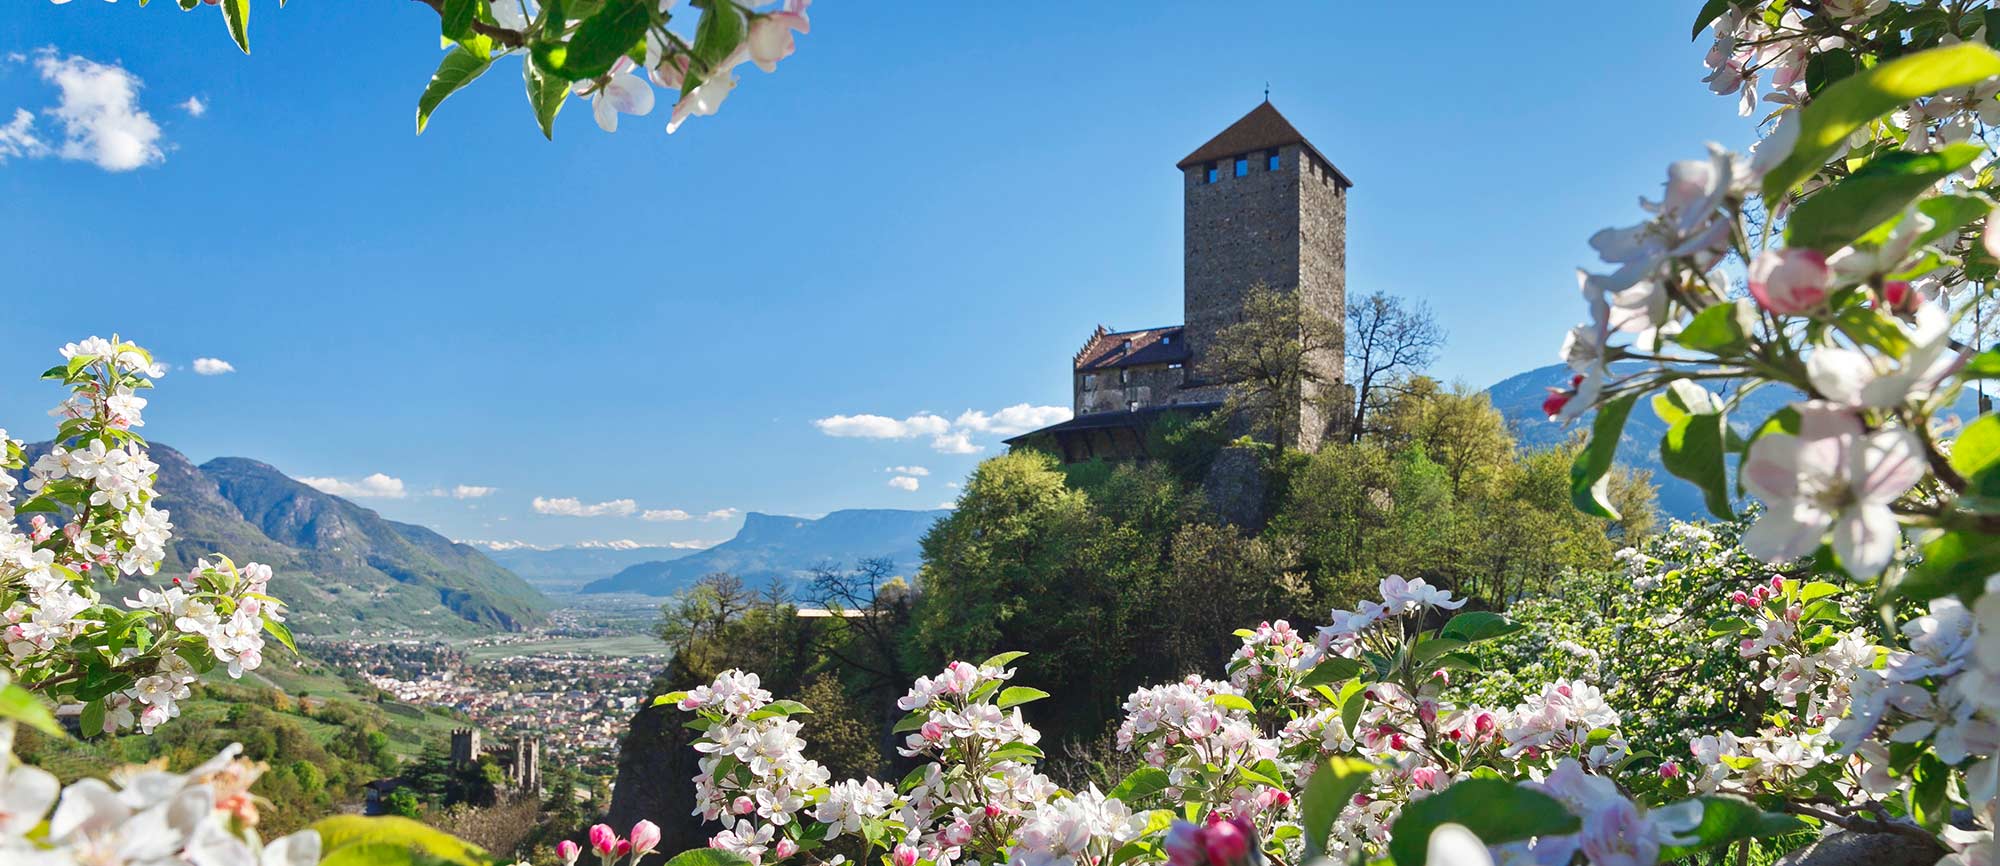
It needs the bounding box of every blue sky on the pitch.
[0,2,1758,548]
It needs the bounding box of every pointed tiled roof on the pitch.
[1176,101,1351,187]
[1073,325,1190,372]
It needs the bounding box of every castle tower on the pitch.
[511,736,542,793]
[449,728,480,769]
[1177,101,1352,451]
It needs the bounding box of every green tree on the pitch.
[1207,283,1343,447]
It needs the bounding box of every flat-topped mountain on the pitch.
[581,508,948,595]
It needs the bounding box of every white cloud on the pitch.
[5,50,165,172]
[461,539,554,551]
[191,357,235,375]
[703,508,741,521]
[938,501,958,510]
[300,473,408,499]
[955,404,1073,436]
[670,539,719,550]
[886,465,930,476]
[532,496,637,518]
[930,431,981,454]
[179,95,206,117]
[814,404,1069,455]
[451,485,495,499]
[888,476,921,492]
[641,509,692,522]
[812,413,951,440]
[946,481,962,490]
[0,108,46,163]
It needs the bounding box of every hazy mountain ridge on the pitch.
[15,443,548,636]
[474,543,701,593]
[581,509,949,595]
[1484,362,1986,519]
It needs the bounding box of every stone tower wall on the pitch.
[449,728,480,769]
[1295,148,1349,450]
[1181,141,1349,451]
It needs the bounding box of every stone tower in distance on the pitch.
[1178,101,1352,451]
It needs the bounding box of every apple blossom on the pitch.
[1747,248,1831,314]
[1739,403,1924,575]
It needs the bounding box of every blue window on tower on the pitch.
[1205,163,1218,183]
[1234,157,1248,177]
[1266,149,1279,171]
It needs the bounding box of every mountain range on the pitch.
[16,443,549,636]
[1483,363,1988,519]
[469,541,701,593]
[581,509,949,595]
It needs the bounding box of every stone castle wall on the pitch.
[1075,364,1187,415]
[1295,146,1349,450]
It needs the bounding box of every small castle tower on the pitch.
[449,728,480,769]
[510,736,542,794]
[1177,101,1352,451]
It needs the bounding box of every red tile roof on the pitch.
[1073,325,1190,371]
[1176,101,1352,187]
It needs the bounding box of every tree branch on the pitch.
[412,0,527,48]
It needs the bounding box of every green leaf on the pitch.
[1438,611,1527,643]
[441,0,479,40]
[986,742,1044,763]
[891,709,928,734]
[221,0,250,54]
[1389,780,1580,866]
[1676,301,1755,353]
[1786,145,1983,250]
[1659,797,1810,860]
[79,699,104,737]
[653,690,688,707]
[690,0,748,72]
[1889,530,2000,603]
[0,684,66,738]
[310,815,493,866]
[1805,48,1859,99]
[1107,767,1170,804]
[1950,414,2000,481]
[1913,194,1996,248]
[1764,43,2000,203]
[261,617,297,654]
[559,0,652,79]
[1300,757,1375,861]
[981,651,1028,669]
[663,850,755,866]
[1797,581,1843,603]
[1692,0,1732,39]
[1209,693,1255,713]
[1339,682,1368,738]
[319,842,439,866]
[1964,348,2000,380]
[417,47,495,134]
[1658,396,1734,519]
[995,686,1050,710]
[1833,306,1914,359]
[1570,393,1637,518]
[1299,656,1363,687]
[1412,637,1469,666]
[745,699,812,721]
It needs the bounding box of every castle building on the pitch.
[449,727,543,794]
[1009,101,1353,459]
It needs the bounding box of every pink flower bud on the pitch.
[559,840,582,866]
[589,824,619,856]
[1390,733,1408,751]
[1729,591,1749,605]
[893,844,920,866]
[774,839,799,860]
[1541,388,1572,421]
[732,795,756,815]
[1745,596,1761,609]
[617,841,632,858]
[1352,793,1371,806]
[1411,767,1440,788]
[920,721,945,742]
[1202,817,1252,866]
[1785,605,1802,622]
[1432,669,1451,685]
[1753,585,1772,600]
[1748,248,1831,314]
[1417,701,1438,726]
[1658,759,1682,779]
[984,804,1002,820]
[630,820,661,857]
[1770,575,1785,593]
[1880,281,1922,314]
[1474,712,1497,735]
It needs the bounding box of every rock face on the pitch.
[604,704,704,857]
[1775,831,1945,866]
[1202,446,1269,530]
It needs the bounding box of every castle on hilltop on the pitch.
[1007,101,1353,458]
[451,727,543,793]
